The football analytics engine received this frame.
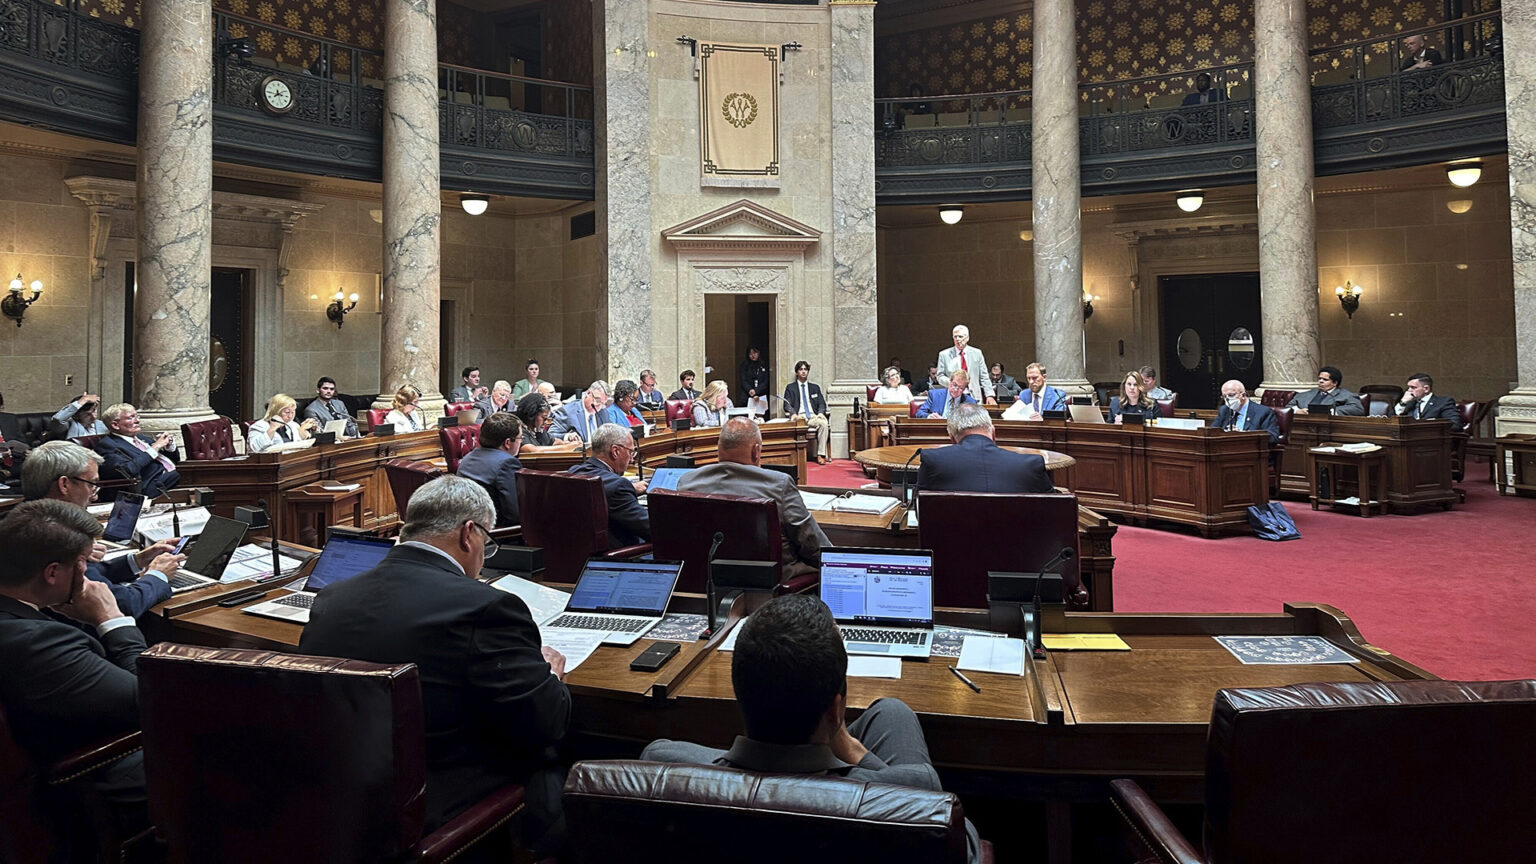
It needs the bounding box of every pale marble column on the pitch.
[135,0,214,435]
[827,0,879,456]
[1499,0,1536,434]
[1253,0,1321,394]
[1031,0,1090,396]
[593,0,650,383]
[376,0,443,410]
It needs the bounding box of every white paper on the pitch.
[717,615,749,652]
[1150,417,1203,430]
[957,635,1026,676]
[136,506,210,542]
[905,510,919,528]
[828,494,899,515]
[537,628,607,673]
[799,491,840,512]
[87,502,116,517]
[745,395,768,416]
[847,656,903,678]
[1002,400,1039,421]
[491,574,572,625]
[222,544,307,582]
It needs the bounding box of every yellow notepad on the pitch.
[1042,633,1131,651]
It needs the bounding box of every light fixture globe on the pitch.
[460,193,490,216]
[1446,161,1482,188]
[1175,190,1204,212]
[938,205,964,225]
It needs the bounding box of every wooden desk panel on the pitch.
[633,419,811,484]
[1278,415,1455,510]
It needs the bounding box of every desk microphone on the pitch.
[702,531,727,639]
[898,447,923,507]
[257,498,282,581]
[765,393,792,420]
[1028,547,1075,660]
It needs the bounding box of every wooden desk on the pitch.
[1494,434,1536,496]
[634,419,811,484]
[1309,447,1388,516]
[1278,415,1455,510]
[853,444,1076,487]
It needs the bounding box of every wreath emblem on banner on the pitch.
[722,92,759,128]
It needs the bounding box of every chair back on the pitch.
[368,408,391,430]
[382,458,443,519]
[1202,679,1536,864]
[1258,389,1295,408]
[1361,396,1391,416]
[1357,383,1405,406]
[444,401,476,418]
[0,702,54,864]
[0,411,58,448]
[72,433,104,450]
[1272,406,1294,446]
[866,385,880,402]
[515,469,611,582]
[180,416,237,461]
[1155,395,1178,416]
[564,760,973,864]
[909,399,925,418]
[1461,398,1491,437]
[664,400,692,422]
[138,644,428,864]
[438,424,482,474]
[917,492,1081,608]
[648,489,782,594]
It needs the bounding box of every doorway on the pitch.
[703,295,774,406]
[1158,272,1263,409]
[440,298,456,398]
[209,268,252,421]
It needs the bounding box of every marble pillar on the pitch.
[1253,0,1321,394]
[1500,0,1536,434]
[1031,0,1090,396]
[377,0,443,410]
[827,0,878,456]
[134,0,214,434]
[593,0,651,383]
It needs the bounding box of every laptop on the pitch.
[819,547,935,660]
[102,492,146,544]
[543,558,683,646]
[645,467,694,492]
[322,418,351,438]
[1068,404,1106,423]
[241,534,397,623]
[167,516,249,593]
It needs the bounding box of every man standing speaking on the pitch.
[936,324,996,405]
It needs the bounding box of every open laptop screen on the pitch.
[103,493,145,543]
[305,534,395,591]
[819,548,935,627]
[183,516,249,579]
[567,559,681,615]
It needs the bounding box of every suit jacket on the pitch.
[676,462,830,571]
[567,458,650,546]
[52,401,110,439]
[1017,385,1067,415]
[298,544,570,830]
[1181,89,1225,105]
[1398,394,1462,431]
[1108,397,1163,423]
[1402,47,1444,71]
[456,447,523,527]
[636,388,665,411]
[551,401,600,442]
[915,388,976,419]
[89,555,171,620]
[1287,387,1365,416]
[782,381,828,418]
[917,433,1054,493]
[95,433,179,497]
[668,387,700,402]
[990,374,1023,401]
[936,345,995,402]
[1211,401,1281,443]
[739,359,770,400]
[302,397,358,437]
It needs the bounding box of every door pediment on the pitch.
[662,199,821,252]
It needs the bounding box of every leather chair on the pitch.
[179,416,237,461]
[1458,399,1494,482]
[664,399,692,422]
[1258,389,1295,408]
[0,411,59,448]
[1110,679,1536,864]
[382,458,443,521]
[515,469,651,583]
[564,760,990,864]
[1155,394,1179,416]
[368,407,392,431]
[1361,395,1391,416]
[1269,406,1294,497]
[917,492,1085,609]
[865,384,880,402]
[648,488,816,595]
[437,423,481,474]
[138,643,526,864]
[909,398,926,418]
[1358,383,1405,406]
[443,400,477,418]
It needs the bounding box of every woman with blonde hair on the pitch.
[384,384,424,432]
[690,380,730,428]
[1109,370,1162,424]
[248,394,317,451]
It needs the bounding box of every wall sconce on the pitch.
[1445,160,1482,188]
[1445,199,1473,214]
[1335,281,1362,319]
[1175,190,1204,212]
[326,289,359,328]
[1018,228,1033,242]
[460,193,489,216]
[938,205,964,225]
[1082,290,1099,320]
[2,273,43,327]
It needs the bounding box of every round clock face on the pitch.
[259,76,293,114]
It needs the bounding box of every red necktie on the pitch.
[959,350,967,372]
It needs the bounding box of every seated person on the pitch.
[448,366,488,404]
[566,423,650,546]
[918,402,1053,493]
[676,418,829,580]
[641,594,980,864]
[515,393,580,452]
[248,394,318,452]
[1016,362,1067,417]
[691,381,731,428]
[383,385,426,432]
[511,359,542,401]
[302,377,359,437]
[551,381,611,443]
[635,370,665,411]
[474,379,516,420]
[989,363,1022,402]
[782,361,831,464]
[913,364,940,395]
[455,412,524,528]
[52,391,110,438]
[669,370,700,402]
[916,369,976,418]
[1181,72,1224,105]
[96,402,179,497]
[1287,366,1365,415]
[537,381,562,411]
[1108,371,1163,424]
[603,380,648,430]
[1210,380,1281,443]
[873,366,914,403]
[1139,366,1172,400]
[1394,373,1462,431]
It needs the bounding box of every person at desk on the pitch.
[566,423,650,546]
[383,385,425,432]
[873,366,914,403]
[676,418,829,580]
[248,394,319,452]
[474,380,516,420]
[1211,380,1281,443]
[302,377,358,438]
[602,380,648,431]
[1395,373,1462,431]
[1108,371,1162,424]
[915,368,976,419]
[1140,366,1173,401]
[669,369,701,402]
[1287,366,1365,415]
[989,363,1023,402]
[456,412,524,528]
[511,359,542,401]
[514,393,581,453]
[783,361,831,465]
[551,381,610,444]
[691,381,731,429]
[917,402,1053,493]
[635,370,665,411]
[299,477,571,857]
[641,594,981,864]
[52,392,110,438]
[1017,362,1068,418]
[448,366,488,404]
[96,403,179,497]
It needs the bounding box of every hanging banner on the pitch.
[699,42,780,188]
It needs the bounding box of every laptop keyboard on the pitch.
[547,613,649,633]
[274,594,314,610]
[168,573,207,590]
[842,627,926,645]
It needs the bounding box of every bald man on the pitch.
[1210,380,1280,443]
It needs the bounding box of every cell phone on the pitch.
[629,641,681,672]
[171,536,191,555]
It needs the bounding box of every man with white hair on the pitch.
[936,324,996,405]
[566,423,650,546]
[551,380,611,444]
[917,402,1053,493]
[1210,380,1280,443]
[95,402,180,497]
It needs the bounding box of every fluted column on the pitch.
[1254,0,1321,394]
[376,0,443,410]
[1031,0,1090,395]
[135,0,214,434]
[1499,0,1536,434]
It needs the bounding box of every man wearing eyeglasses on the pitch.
[1286,366,1365,415]
[300,475,572,858]
[566,422,650,546]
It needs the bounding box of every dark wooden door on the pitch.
[1159,273,1262,409]
[209,268,249,422]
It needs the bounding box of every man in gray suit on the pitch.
[1287,366,1364,416]
[936,324,996,405]
[676,418,828,580]
[302,377,359,437]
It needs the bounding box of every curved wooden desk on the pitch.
[520,419,812,484]
[853,443,1075,487]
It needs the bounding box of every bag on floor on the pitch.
[1247,502,1301,541]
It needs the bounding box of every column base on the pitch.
[1496,389,1536,436]
[1257,380,1313,400]
[1051,378,1095,402]
[136,406,221,450]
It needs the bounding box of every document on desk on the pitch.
[718,615,750,651]
[490,574,571,625]
[799,491,840,512]
[537,628,607,672]
[828,494,899,515]
[957,636,1026,676]
[1042,633,1131,651]
[847,656,902,679]
[222,544,309,582]
[135,506,211,542]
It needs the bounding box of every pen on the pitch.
[949,665,981,693]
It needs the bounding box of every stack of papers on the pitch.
[537,629,606,673]
[490,575,606,672]
[222,544,308,582]
[799,491,840,512]
[136,506,211,542]
[1339,442,1382,453]
[828,494,900,515]
[957,636,1026,676]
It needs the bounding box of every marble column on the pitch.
[376,0,443,410]
[1253,0,1321,394]
[1031,0,1091,396]
[1499,0,1536,434]
[827,0,878,456]
[134,0,215,435]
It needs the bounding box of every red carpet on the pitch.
[810,458,1535,681]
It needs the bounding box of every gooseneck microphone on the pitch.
[703,531,727,639]
[898,447,923,507]
[1028,546,1076,659]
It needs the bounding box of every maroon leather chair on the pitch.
[648,489,815,595]
[138,644,525,864]
[179,416,237,461]
[865,384,880,402]
[1358,383,1405,406]
[909,398,926,418]
[1452,399,1490,483]
[515,469,651,583]
[1360,395,1392,416]
[1258,389,1295,409]
[918,492,1085,609]
[367,407,391,431]
[564,760,991,864]
[382,458,443,522]
[1111,679,1536,864]
[443,401,476,418]
[437,424,481,474]
[1155,394,1178,416]
[664,400,692,422]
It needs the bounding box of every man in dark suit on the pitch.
[668,369,700,402]
[1211,380,1281,444]
[782,360,831,463]
[566,423,650,546]
[1401,34,1443,71]
[918,402,1054,493]
[1181,72,1225,105]
[299,476,571,856]
[302,376,359,437]
[0,500,150,832]
[95,403,179,497]
[1394,373,1462,432]
[456,412,524,528]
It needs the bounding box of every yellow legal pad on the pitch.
[1042,633,1131,651]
